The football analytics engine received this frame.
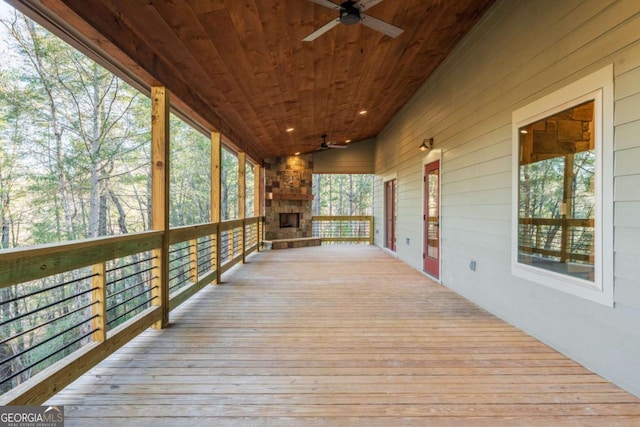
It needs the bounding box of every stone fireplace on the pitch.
[264,155,313,241]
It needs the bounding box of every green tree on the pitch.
[221,148,238,221]
[312,174,373,216]
[0,11,151,246]
[169,115,210,226]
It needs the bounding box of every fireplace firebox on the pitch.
[279,213,300,228]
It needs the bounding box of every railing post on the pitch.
[242,219,247,263]
[259,217,264,250]
[91,262,107,342]
[369,216,374,245]
[151,85,170,329]
[189,238,198,283]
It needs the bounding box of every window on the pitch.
[512,66,613,306]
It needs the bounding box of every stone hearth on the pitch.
[264,155,313,241]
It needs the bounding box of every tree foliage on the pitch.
[312,174,373,216]
[0,10,151,246]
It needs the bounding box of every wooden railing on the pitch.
[518,217,594,263]
[312,216,374,245]
[0,217,262,405]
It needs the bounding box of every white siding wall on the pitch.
[373,0,640,396]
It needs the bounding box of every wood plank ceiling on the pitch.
[31,0,495,162]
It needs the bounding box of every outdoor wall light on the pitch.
[419,137,434,152]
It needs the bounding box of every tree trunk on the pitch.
[22,19,76,240]
[110,188,129,234]
[1,191,9,249]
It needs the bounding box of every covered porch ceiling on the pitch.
[18,0,495,162]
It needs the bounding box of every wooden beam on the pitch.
[211,131,222,283]
[151,86,170,329]
[238,151,246,220]
[561,154,575,263]
[254,164,261,217]
[238,152,246,262]
[254,164,261,251]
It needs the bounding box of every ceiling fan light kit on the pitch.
[340,2,361,25]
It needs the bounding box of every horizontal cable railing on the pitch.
[105,252,158,331]
[244,219,259,255]
[219,219,247,274]
[312,216,374,245]
[518,217,594,263]
[0,216,262,405]
[0,268,98,393]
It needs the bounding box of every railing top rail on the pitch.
[244,216,260,226]
[519,217,594,226]
[0,231,163,289]
[1,217,264,289]
[169,222,219,244]
[219,218,245,232]
[312,215,372,221]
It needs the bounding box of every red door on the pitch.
[423,162,440,278]
[385,179,396,251]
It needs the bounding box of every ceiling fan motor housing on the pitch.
[339,1,361,25]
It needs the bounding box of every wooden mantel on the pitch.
[269,193,313,201]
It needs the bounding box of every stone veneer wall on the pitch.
[264,155,313,240]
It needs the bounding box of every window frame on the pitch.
[511,65,614,306]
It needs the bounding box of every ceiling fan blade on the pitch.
[307,0,341,10]
[327,144,347,149]
[360,13,404,38]
[354,0,385,11]
[303,18,341,42]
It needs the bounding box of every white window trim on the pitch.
[511,65,614,306]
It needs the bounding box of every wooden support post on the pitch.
[151,86,170,329]
[211,131,222,284]
[561,154,575,263]
[254,164,261,251]
[91,262,107,342]
[238,152,246,263]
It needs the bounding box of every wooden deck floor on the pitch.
[48,245,640,426]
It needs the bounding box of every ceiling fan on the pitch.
[303,0,404,42]
[306,134,348,153]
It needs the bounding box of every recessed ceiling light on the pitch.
[345,139,351,143]
[358,110,367,115]
[286,127,295,132]
[294,152,301,156]
[519,129,528,134]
